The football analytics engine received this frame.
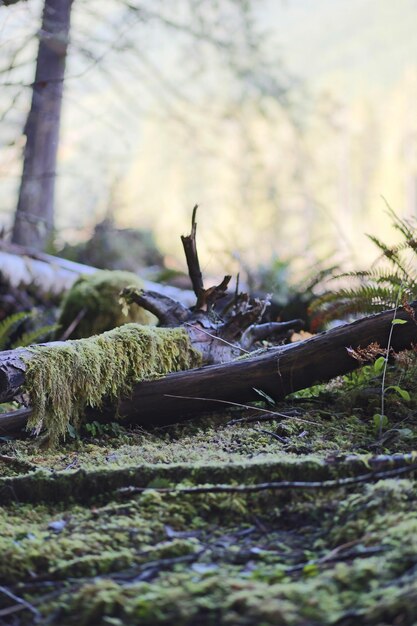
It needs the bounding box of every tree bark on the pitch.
[12,0,73,250]
[0,302,416,434]
[118,303,417,425]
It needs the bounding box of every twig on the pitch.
[183,322,250,354]
[111,549,206,583]
[286,545,388,573]
[118,463,417,497]
[58,307,86,341]
[164,394,367,436]
[255,428,288,443]
[0,585,40,621]
[228,408,301,425]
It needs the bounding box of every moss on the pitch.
[24,324,202,443]
[2,355,417,624]
[1,474,417,624]
[58,270,157,339]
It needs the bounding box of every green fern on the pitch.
[0,311,57,351]
[12,324,59,349]
[310,208,417,326]
[0,312,31,351]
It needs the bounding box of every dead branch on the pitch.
[0,450,415,505]
[240,320,304,349]
[180,207,232,312]
[180,204,204,298]
[118,463,417,496]
[120,288,191,326]
[0,241,195,305]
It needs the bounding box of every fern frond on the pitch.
[300,264,340,291]
[366,235,399,261]
[0,312,30,351]
[384,201,416,240]
[317,285,398,307]
[337,270,413,288]
[12,324,59,349]
[310,284,402,326]
[311,207,417,327]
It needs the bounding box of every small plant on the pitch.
[342,289,412,436]
[82,420,125,439]
[310,205,417,326]
[0,311,58,350]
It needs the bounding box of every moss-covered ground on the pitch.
[1,353,417,625]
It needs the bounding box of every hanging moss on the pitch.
[58,270,157,339]
[24,324,202,443]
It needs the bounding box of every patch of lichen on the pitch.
[58,270,157,339]
[23,324,202,443]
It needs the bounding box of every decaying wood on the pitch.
[0,209,305,435]
[120,287,303,364]
[180,206,232,312]
[118,208,303,365]
[117,301,417,425]
[0,408,31,435]
[180,205,204,299]
[0,240,195,305]
[0,301,416,435]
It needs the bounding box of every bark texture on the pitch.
[118,302,417,425]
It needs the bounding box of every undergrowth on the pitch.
[311,205,417,326]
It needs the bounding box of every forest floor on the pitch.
[1,354,417,625]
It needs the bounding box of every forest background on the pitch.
[1,0,417,278]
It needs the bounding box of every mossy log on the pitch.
[0,452,415,505]
[0,240,195,304]
[0,302,417,435]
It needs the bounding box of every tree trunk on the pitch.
[0,302,416,435]
[12,0,73,250]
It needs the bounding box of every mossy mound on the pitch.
[58,270,157,339]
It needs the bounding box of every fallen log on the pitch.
[119,301,417,424]
[0,209,304,440]
[0,240,195,305]
[0,302,416,435]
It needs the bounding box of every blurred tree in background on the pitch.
[0,0,416,276]
[0,0,291,250]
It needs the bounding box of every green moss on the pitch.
[24,324,202,443]
[0,472,417,624]
[2,354,417,624]
[58,270,156,339]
